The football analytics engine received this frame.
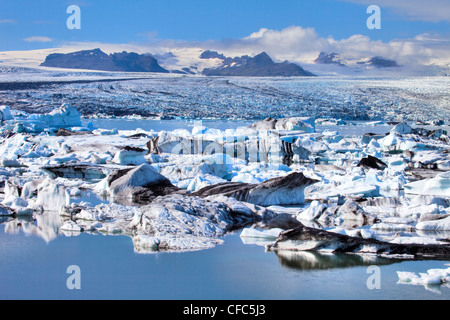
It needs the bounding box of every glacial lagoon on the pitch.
[1,222,450,300]
[0,118,449,300]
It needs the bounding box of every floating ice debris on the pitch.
[0,204,14,216]
[296,200,328,222]
[106,163,180,203]
[187,174,227,192]
[3,104,83,134]
[240,228,284,239]
[240,227,284,245]
[268,223,450,259]
[391,122,412,135]
[404,171,450,197]
[112,146,148,166]
[203,153,234,179]
[336,200,378,225]
[35,178,70,212]
[397,267,450,290]
[416,216,450,232]
[128,194,275,251]
[0,106,14,122]
[250,117,315,133]
[0,101,449,255]
[60,220,83,232]
[149,126,312,166]
[193,172,318,206]
[357,155,387,170]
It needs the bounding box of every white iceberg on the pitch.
[296,200,327,222]
[0,105,14,122]
[108,163,172,199]
[112,147,148,166]
[35,179,70,212]
[60,220,83,232]
[187,174,227,192]
[391,122,412,135]
[27,104,82,130]
[397,267,450,287]
[240,228,284,245]
[240,228,283,239]
[416,216,450,232]
[203,153,234,179]
[404,171,450,197]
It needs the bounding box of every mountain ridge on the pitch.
[201,51,316,77]
[40,48,170,73]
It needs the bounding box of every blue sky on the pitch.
[0,0,449,51]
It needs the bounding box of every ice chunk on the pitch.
[28,104,82,129]
[187,174,227,192]
[35,179,70,212]
[60,220,83,232]
[112,147,148,166]
[397,267,450,287]
[279,117,315,133]
[2,196,32,216]
[0,106,14,121]
[404,171,450,197]
[416,216,450,232]
[107,163,178,202]
[240,228,283,239]
[232,172,263,184]
[240,228,284,244]
[132,234,160,253]
[391,122,412,135]
[203,153,234,179]
[0,204,14,216]
[296,200,327,222]
[336,200,378,224]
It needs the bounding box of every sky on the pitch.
[0,0,449,67]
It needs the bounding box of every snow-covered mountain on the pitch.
[1,46,449,77]
[38,49,315,77]
[41,48,169,73]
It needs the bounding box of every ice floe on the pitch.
[0,106,449,255]
[397,266,450,293]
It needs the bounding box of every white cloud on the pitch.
[341,0,450,22]
[187,26,450,68]
[24,36,53,43]
[228,26,450,67]
[6,25,449,73]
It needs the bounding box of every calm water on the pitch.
[1,119,448,300]
[1,223,449,300]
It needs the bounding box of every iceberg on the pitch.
[0,106,13,122]
[240,228,283,240]
[193,172,318,206]
[416,216,450,232]
[35,179,71,212]
[106,163,180,203]
[20,104,82,132]
[112,146,148,166]
[391,122,412,135]
[268,224,450,259]
[397,267,450,287]
[404,171,450,197]
[127,193,275,251]
[203,153,234,179]
[296,200,328,222]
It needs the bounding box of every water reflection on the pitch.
[3,210,64,243]
[273,250,400,271]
